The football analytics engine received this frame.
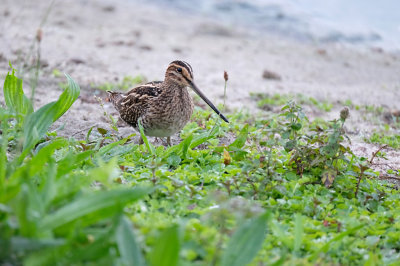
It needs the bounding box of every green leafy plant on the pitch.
[0,67,151,265]
[221,212,269,266]
[277,103,352,187]
[367,131,400,149]
[252,92,333,112]
[1,66,399,265]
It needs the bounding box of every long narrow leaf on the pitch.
[181,134,193,159]
[149,225,180,266]
[22,74,80,153]
[193,122,220,148]
[221,212,269,266]
[22,102,58,153]
[11,237,65,252]
[162,134,192,160]
[54,74,80,120]
[39,187,151,230]
[116,215,145,266]
[3,67,33,119]
[138,120,155,155]
[162,126,219,161]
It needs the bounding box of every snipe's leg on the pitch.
[167,136,171,146]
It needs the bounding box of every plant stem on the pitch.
[30,41,41,104]
[355,170,364,197]
[223,80,227,110]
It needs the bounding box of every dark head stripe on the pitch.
[170,60,193,78]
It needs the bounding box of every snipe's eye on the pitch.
[176,67,182,73]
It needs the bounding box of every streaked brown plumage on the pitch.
[108,60,228,145]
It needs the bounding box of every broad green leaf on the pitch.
[162,141,184,160]
[181,134,193,159]
[22,102,58,153]
[116,215,145,266]
[11,237,65,252]
[284,139,296,152]
[229,124,248,150]
[3,67,33,120]
[221,212,269,266]
[162,130,213,160]
[322,169,337,188]
[189,128,217,149]
[54,73,80,120]
[56,150,94,178]
[167,153,181,167]
[162,136,187,159]
[39,187,151,230]
[149,224,180,266]
[290,122,302,131]
[28,138,68,176]
[96,135,133,159]
[97,127,108,135]
[22,74,80,153]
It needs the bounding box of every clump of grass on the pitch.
[367,131,400,149]
[251,92,333,112]
[361,104,385,114]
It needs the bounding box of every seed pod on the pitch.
[36,28,43,42]
[223,149,231,165]
[340,107,350,120]
[224,71,228,82]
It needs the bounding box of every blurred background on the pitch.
[134,0,400,51]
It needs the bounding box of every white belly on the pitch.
[144,127,180,137]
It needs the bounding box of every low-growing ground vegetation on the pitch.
[1,66,399,266]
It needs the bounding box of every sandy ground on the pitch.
[0,0,399,176]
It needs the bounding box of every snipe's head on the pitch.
[165,60,194,87]
[165,60,229,123]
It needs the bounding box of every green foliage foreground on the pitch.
[0,68,399,265]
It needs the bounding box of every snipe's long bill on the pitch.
[189,81,228,123]
[107,60,228,145]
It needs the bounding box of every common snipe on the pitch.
[108,60,229,145]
